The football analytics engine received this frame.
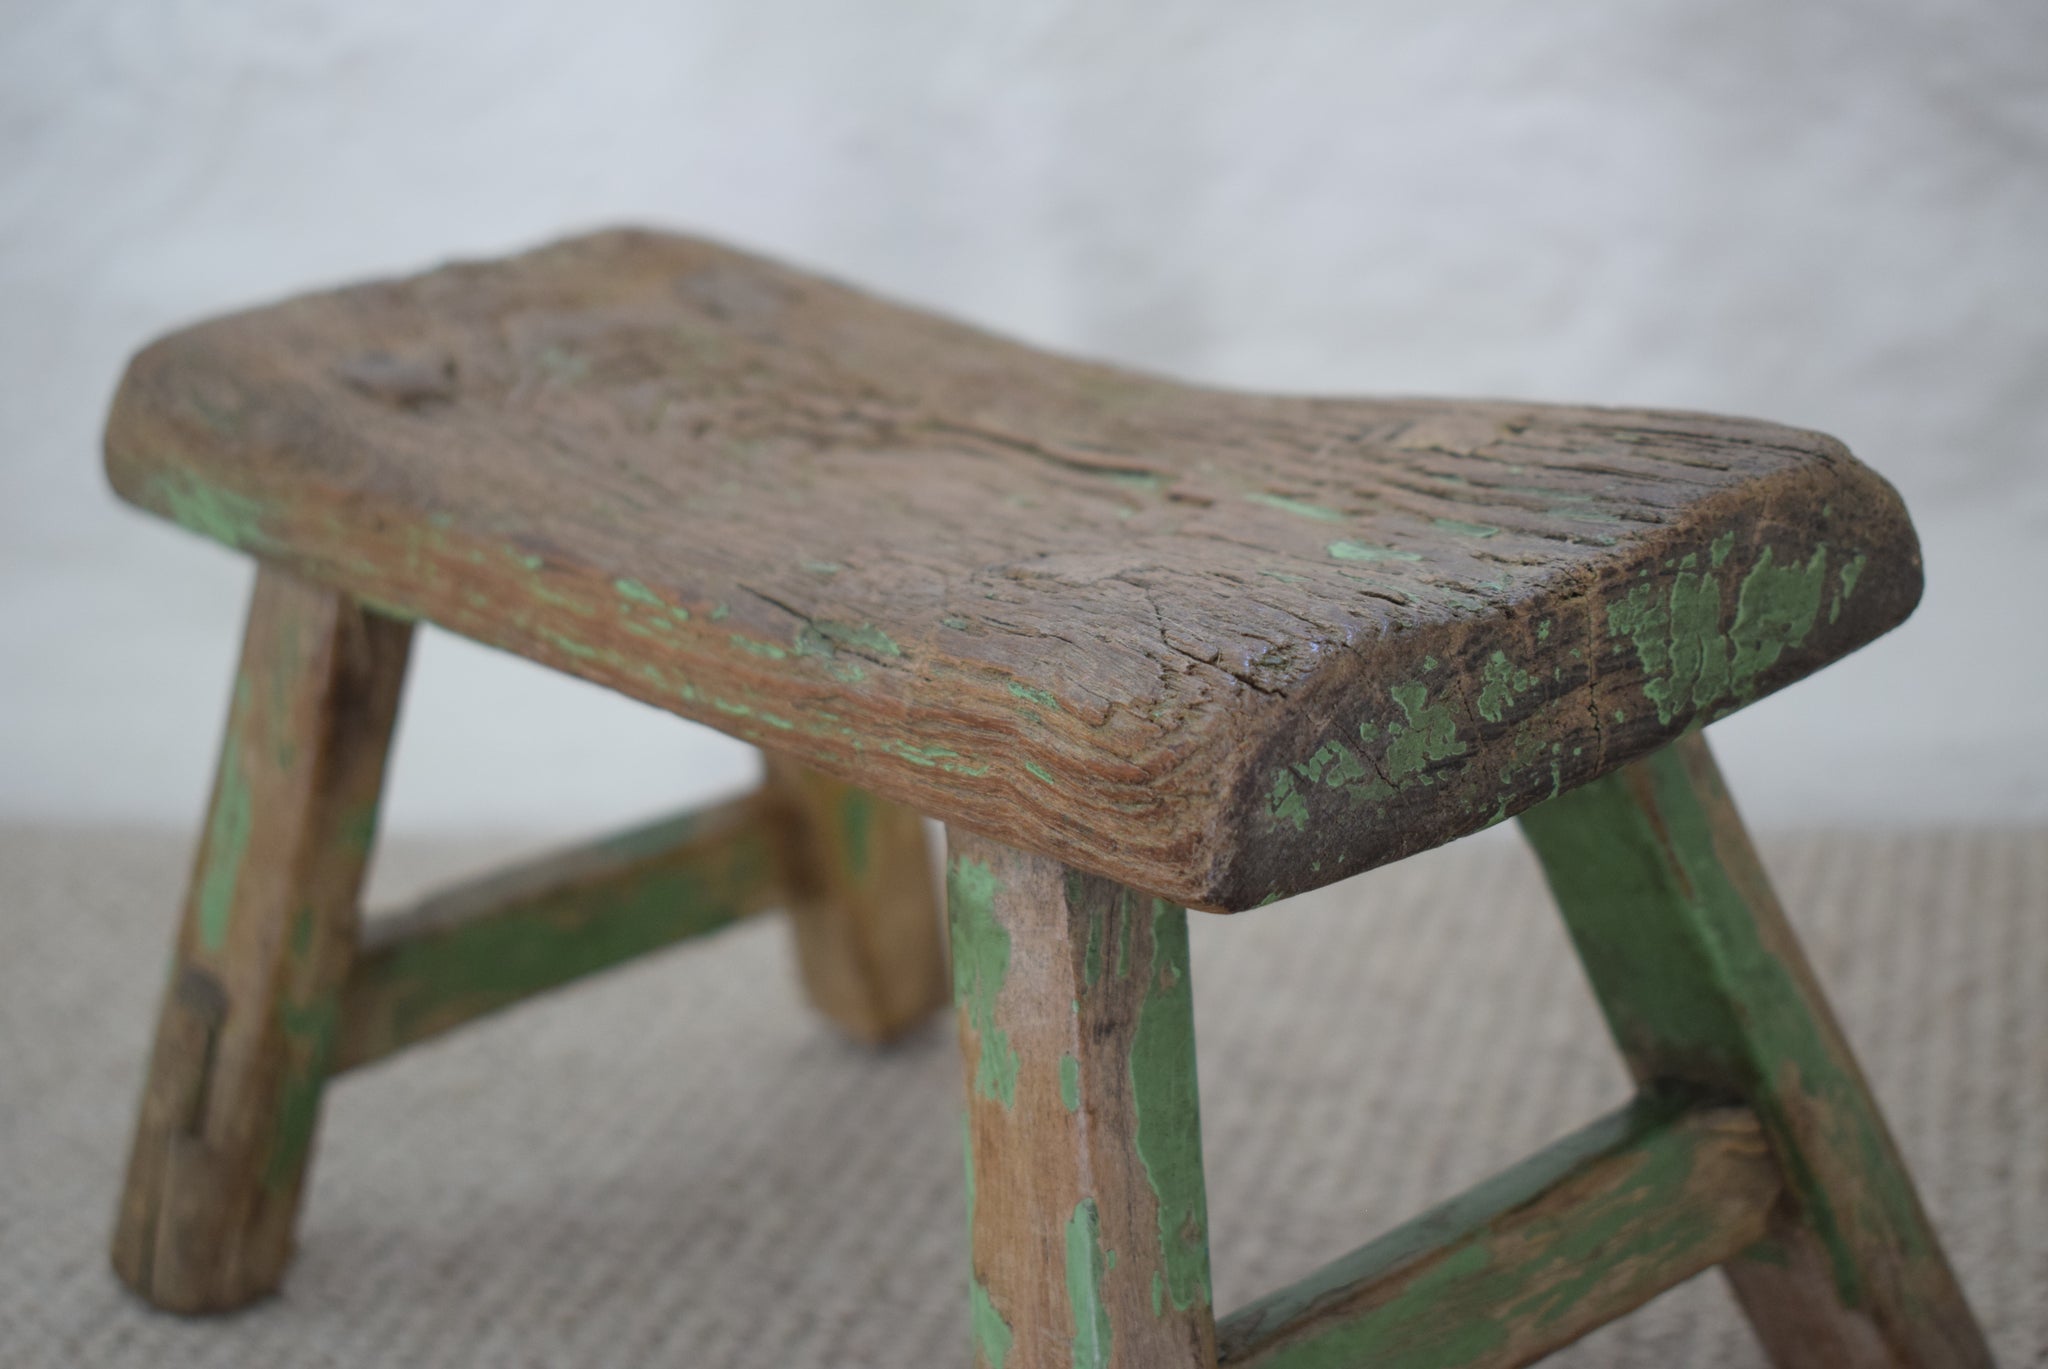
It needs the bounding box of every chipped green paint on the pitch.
[800,559,842,575]
[1060,1053,1082,1113]
[1217,1094,1758,1369]
[962,1078,1013,1369]
[949,857,1019,1107]
[1023,760,1057,786]
[1299,739,1378,796]
[612,577,666,608]
[1007,681,1060,709]
[1327,540,1422,563]
[1129,900,1211,1314]
[523,576,599,617]
[1520,745,1948,1310]
[1432,517,1500,538]
[153,473,270,550]
[1476,651,1538,723]
[838,789,873,878]
[1711,531,1737,567]
[1838,552,1867,601]
[1268,677,1466,831]
[1268,770,1311,831]
[1607,545,1829,725]
[1537,619,1552,641]
[1385,683,1466,780]
[265,996,339,1189]
[728,633,789,660]
[197,690,256,950]
[342,815,778,1066]
[1246,492,1346,523]
[1829,551,1870,624]
[797,620,903,659]
[970,1277,1014,1369]
[1065,1199,1114,1369]
[1729,546,1829,683]
[539,629,602,662]
[885,739,990,776]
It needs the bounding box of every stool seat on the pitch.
[105,227,1920,909]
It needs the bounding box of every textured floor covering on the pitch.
[2,825,2042,1367]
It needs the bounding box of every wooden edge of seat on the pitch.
[1204,453,1920,910]
[99,235,1924,912]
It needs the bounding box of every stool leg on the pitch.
[112,568,411,1313]
[948,829,1217,1369]
[765,756,947,1044]
[1520,734,1991,1369]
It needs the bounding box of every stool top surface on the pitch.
[106,228,1920,909]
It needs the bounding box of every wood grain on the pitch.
[1519,735,1993,1368]
[333,794,782,1071]
[1216,1095,1781,1369]
[950,829,1217,1369]
[105,228,1922,909]
[763,756,948,1044]
[112,568,411,1312]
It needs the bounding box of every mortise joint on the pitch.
[167,966,230,1136]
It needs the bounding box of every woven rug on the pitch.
[2,825,2041,1367]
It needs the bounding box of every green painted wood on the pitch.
[112,569,412,1312]
[1216,1094,1781,1369]
[1519,735,1992,1368]
[334,794,782,1070]
[950,828,1216,1369]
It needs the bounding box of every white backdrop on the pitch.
[4,1,2044,839]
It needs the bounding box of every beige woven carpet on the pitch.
[2,826,2041,1367]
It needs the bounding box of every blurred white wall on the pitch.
[3,0,2043,838]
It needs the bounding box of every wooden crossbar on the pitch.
[333,792,786,1071]
[1215,1093,1782,1369]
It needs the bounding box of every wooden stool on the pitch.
[104,229,1991,1367]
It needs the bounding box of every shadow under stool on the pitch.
[100,228,1992,1368]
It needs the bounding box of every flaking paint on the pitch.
[197,681,257,950]
[1607,545,1829,725]
[949,857,1019,1107]
[1065,1199,1115,1369]
[1129,900,1211,1314]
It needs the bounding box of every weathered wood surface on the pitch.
[763,756,948,1044]
[112,568,411,1312]
[333,794,781,1072]
[950,829,1216,1369]
[1216,1094,1780,1369]
[1520,736,1993,1368]
[106,228,1922,908]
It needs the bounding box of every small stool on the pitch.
[103,229,1990,1367]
